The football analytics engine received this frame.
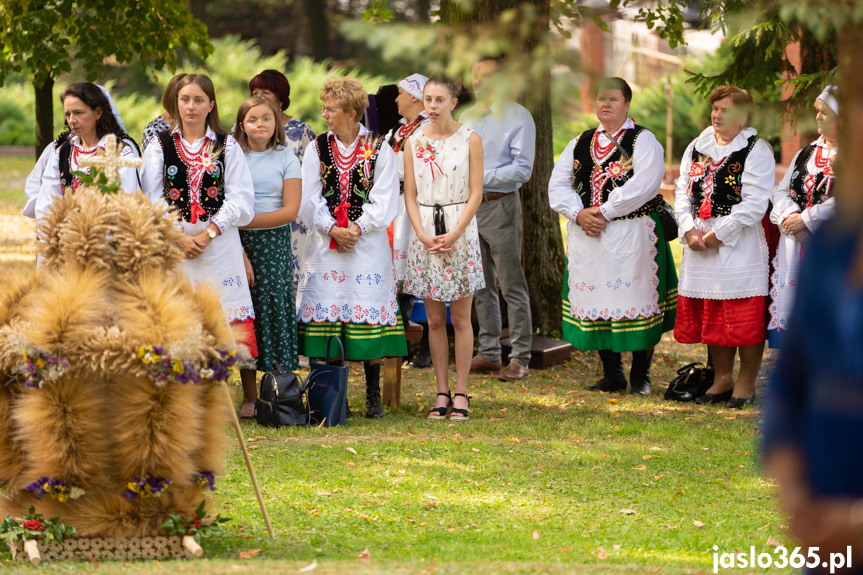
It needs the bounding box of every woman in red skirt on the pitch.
[673,86,775,408]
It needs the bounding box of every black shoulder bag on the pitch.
[255,363,310,427]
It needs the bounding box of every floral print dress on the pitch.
[404,125,485,302]
[284,118,316,284]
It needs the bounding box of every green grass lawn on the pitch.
[0,154,31,213]
[0,154,788,573]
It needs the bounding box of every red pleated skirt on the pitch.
[232,317,259,358]
[674,295,766,347]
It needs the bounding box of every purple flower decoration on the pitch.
[193,471,216,491]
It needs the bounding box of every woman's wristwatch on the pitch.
[207,227,217,240]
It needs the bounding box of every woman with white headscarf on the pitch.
[28,84,139,219]
[768,86,839,341]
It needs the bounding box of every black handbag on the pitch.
[255,364,310,427]
[664,362,714,402]
[306,336,349,427]
[658,199,679,242]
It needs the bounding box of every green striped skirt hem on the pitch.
[561,212,678,352]
[298,319,408,360]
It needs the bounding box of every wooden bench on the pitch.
[500,334,575,370]
[381,321,423,407]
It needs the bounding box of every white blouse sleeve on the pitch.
[300,140,337,234]
[673,139,698,240]
[770,152,800,225]
[35,148,63,221]
[210,136,255,233]
[354,141,399,235]
[712,138,775,247]
[118,140,140,194]
[24,143,56,219]
[801,197,835,231]
[140,139,168,208]
[547,137,583,222]
[599,130,664,221]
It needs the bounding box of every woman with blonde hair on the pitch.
[296,76,404,418]
[142,73,187,151]
[141,74,259,381]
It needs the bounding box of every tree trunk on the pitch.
[305,0,329,61]
[837,21,863,227]
[416,0,431,21]
[439,0,564,334]
[34,76,54,159]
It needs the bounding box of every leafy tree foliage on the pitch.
[0,0,210,154]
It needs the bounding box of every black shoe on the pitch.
[450,393,471,421]
[364,361,385,418]
[427,392,452,420]
[586,350,627,392]
[409,349,432,368]
[694,389,733,404]
[629,348,653,396]
[726,394,756,409]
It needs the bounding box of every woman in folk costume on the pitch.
[385,73,431,367]
[34,83,141,220]
[548,77,677,396]
[385,74,429,290]
[297,77,405,418]
[403,74,484,421]
[674,85,775,408]
[768,85,838,342]
[140,74,259,363]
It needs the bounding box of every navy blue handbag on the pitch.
[306,336,349,427]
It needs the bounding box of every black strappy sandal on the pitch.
[450,393,471,421]
[427,392,452,420]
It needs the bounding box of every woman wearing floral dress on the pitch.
[403,74,485,421]
[248,69,316,285]
[234,96,302,418]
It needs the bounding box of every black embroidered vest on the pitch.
[570,125,661,220]
[788,143,832,210]
[315,133,384,222]
[57,141,77,193]
[688,134,758,219]
[157,131,227,223]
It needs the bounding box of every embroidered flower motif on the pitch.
[727,161,742,173]
[823,164,834,178]
[606,161,627,179]
[688,162,706,180]
[206,186,220,199]
[167,165,179,176]
[168,188,182,201]
[199,150,219,174]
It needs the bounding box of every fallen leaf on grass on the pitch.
[613,544,621,550]
[320,445,332,449]
[248,445,259,450]
[248,436,268,442]
[299,561,318,572]
[608,398,618,404]
[238,548,261,559]
[358,514,379,521]
[643,455,653,460]
[619,509,637,515]
[667,525,677,530]
[357,548,372,561]
[766,536,781,547]
[472,448,480,452]
[597,546,607,559]
[489,418,502,421]
[693,520,704,528]
[632,465,647,471]
[317,491,331,497]
[531,530,541,540]
[646,566,664,573]
[346,447,358,455]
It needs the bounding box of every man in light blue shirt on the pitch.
[460,58,536,381]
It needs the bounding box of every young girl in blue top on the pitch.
[234,96,303,418]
